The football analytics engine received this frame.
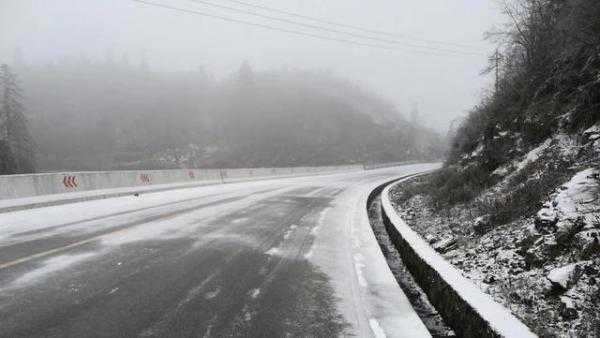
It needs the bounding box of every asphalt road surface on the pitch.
[0,164,437,337]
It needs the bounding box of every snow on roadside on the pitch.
[583,124,600,141]
[382,183,538,338]
[533,167,600,243]
[547,263,585,290]
[306,164,438,338]
[390,165,600,337]
[552,168,599,224]
[492,134,579,184]
[516,138,553,171]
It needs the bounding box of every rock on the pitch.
[555,217,586,246]
[540,277,555,295]
[425,234,438,245]
[509,268,524,275]
[432,236,457,254]
[582,238,600,259]
[524,235,561,268]
[522,296,534,307]
[496,249,523,269]
[583,124,600,143]
[579,231,600,259]
[473,215,493,235]
[584,264,598,276]
[449,222,466,235]
[559,296,579,320]
[509,291,521,302]
[516,234,541,256]
[483,274,496,284]
[576,229,599,249]
[547,263,584,291]
[535,203,558,233]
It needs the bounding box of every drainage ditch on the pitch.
[367,180,455,338]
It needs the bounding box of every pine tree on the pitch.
[0,64,36,174]
[237,60,254,89]
[0,139,16,174]
[410,103,420,125]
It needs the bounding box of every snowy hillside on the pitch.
[388,0,600,336]
[390,156,599,336]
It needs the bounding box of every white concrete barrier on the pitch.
[0,165,364,200]
[380,178,537,338]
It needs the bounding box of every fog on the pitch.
[0,0,501,132]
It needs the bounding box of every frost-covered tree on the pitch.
[0,64,35,173]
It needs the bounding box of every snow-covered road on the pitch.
[0,164,437,337]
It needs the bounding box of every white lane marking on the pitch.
[204,287,221,300]
[304,186,326,197]
[353,253,368,287]
[265,247,281,256]
[241,304,253,322]
[140,272,218,337]
[177,273,217,309]
[310,207,330,236]
[317,208,329,224]
[250,288,261,298]
[304,247,314,259]
[231,217,248,224]
[282,224,298,240]
[202,315,218,338]
[369,318,387,338]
